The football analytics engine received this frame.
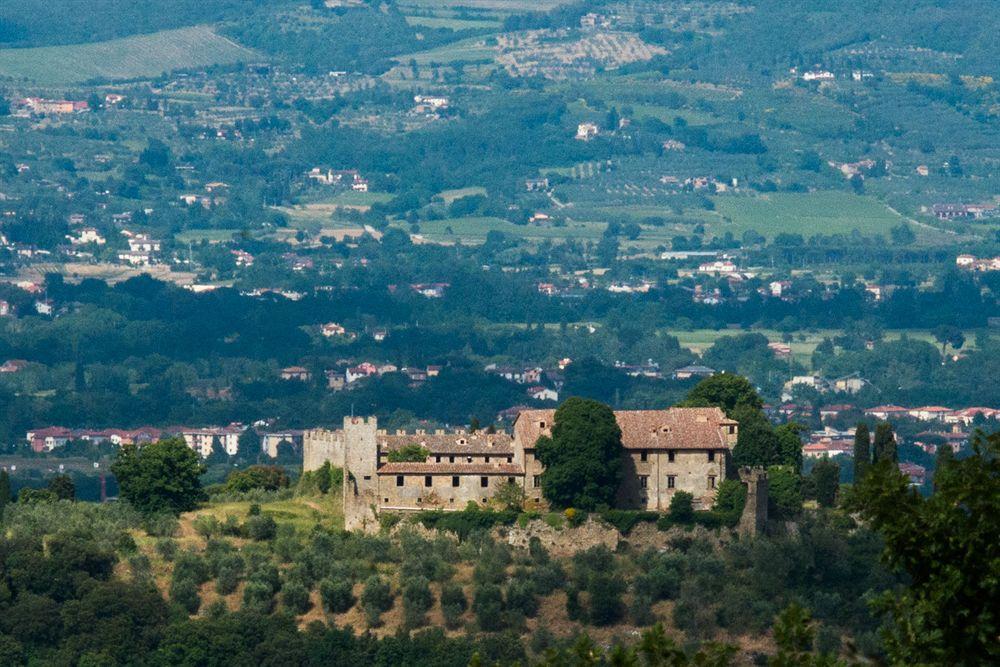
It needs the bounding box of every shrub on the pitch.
[417,506,518,540]
[402,576,434,629]
[155,538,177,562]
[713,479,747,520]
[440,582,467,629]
[215,555,244,595]
[668,492,695,523]
[170,576,200,614]
[192,515,220,539]
[360,576,393,626]
[566,587,583,621]
[220,515,243,536]
[600,509,658,534]
[244,515,277,541]
[319,577,354,613]
[225,465,290,493]
[587,573,626,626]
[473,583,505,631]
[530,562,565,595]
[282,579,312,614]
[173,551,210,584]
[387,444,429,462]
[242,579,275,614]
[528,536,549,564]
[142,512,179,537]
[629,593,656,626]
[505,579,538,618]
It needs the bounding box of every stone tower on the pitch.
[738,466,768,537]
[342,416,379,532]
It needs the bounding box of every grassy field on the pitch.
[404,216,609,242]
[399,0,569,10]
[710,191,905,239]
[405,15,500,29]
[0,26,255,85]
[434,186,488,203]
[175,229,240,244]
[665,328,977,368]
[399,36,498,65]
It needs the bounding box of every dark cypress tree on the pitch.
[0,469,10,514]
[933,443,955,490]
[853,423,871,481]
[811,457,840,508]
[873,422,897,463]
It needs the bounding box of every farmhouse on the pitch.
[576,122,599,141]
[281,366,312,382]
[304,408,738,531]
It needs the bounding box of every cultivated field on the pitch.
[710,191,905,239]
[0,26,256,85]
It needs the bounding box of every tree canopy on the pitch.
[111,437,206,514]
[848,430,1000,664]
[535,397,623,510]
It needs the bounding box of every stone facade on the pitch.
[304,407,738,530]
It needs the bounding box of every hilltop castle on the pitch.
[304,407,738,531]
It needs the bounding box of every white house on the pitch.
[528,386,559,402]
[576,122,599,141]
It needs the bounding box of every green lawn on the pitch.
[710,191,905,239]
[0,26,256,85]
[175,229,240,243]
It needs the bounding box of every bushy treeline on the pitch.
[0,493,898,664]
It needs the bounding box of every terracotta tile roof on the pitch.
[514,407,734,451]
[378,432,514,455]
[377,462,523,475]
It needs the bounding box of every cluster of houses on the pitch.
[781,373,870,400]
[117,232,163,266]
[280,362,443,391]
[413,95,449,115]
[484,363,563,402]
[306,167,369,192]
[18,97,89,115]
[956,254,1000,272]
[795,404,997,462]
[927,203,998,221]
[24,424,304,459]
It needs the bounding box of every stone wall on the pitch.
[303,428,344,472]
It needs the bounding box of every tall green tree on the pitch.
[848,431,1000,664]
[112,438,206,515]
[535,397,623,510]
[682,374,762,414]
[852,423,871,481]
[873,423,897,463]
[47,474,75,501]
[933,443,954,490]
[808,458,839,508]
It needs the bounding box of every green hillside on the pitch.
[0,26,256,85]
